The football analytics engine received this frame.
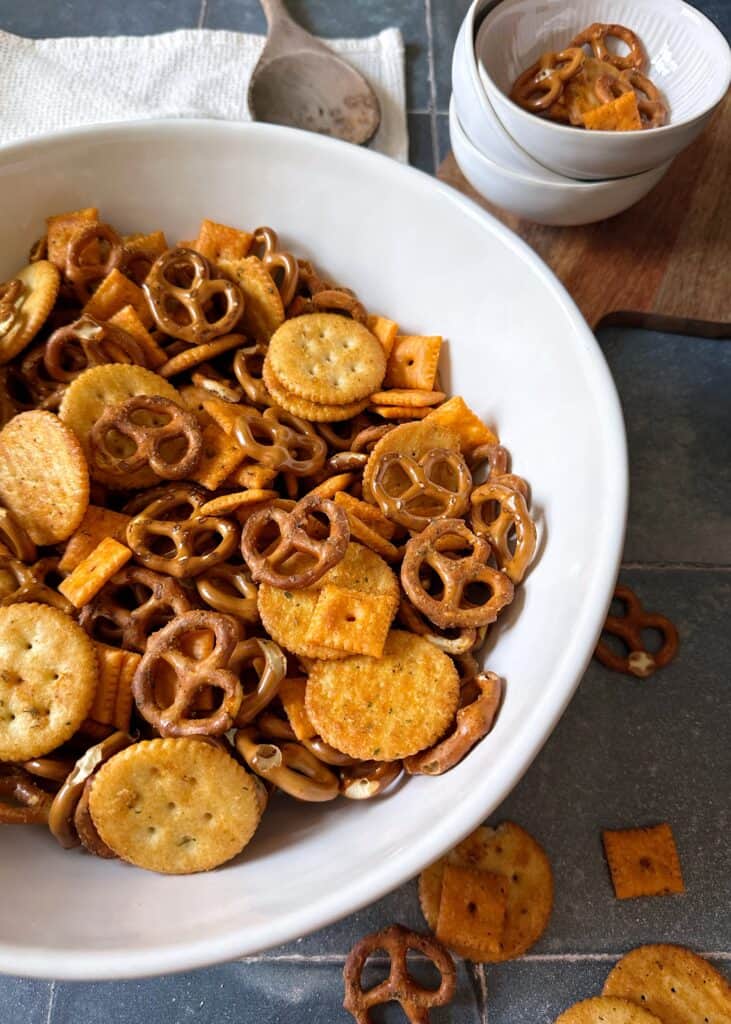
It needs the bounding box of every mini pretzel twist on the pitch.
[0,767,54,825]
[401,519,514,629]
[0,279,24,336]
[19,343,67,411]
[371,448,472,532]
[316,415,384,453]
[21,757,74,783]
[234,406,327,477]
[291,258,368,324]
[90,395,203,480]
[340,759,402,799]
[192,362,243,404]
[231,636,287,725]
[44,315,148,384]
[253,226,299,308]
[132,610,243,736]
[79,564,193,651]
[0,506,37,562]
[510,48,585,112]
[570,23,644,71]
[241,493,349,590]
[595,584,679,678]
[254,706,358,767]
[48,731,133,848]
[233,343,270,406]
[73,778,117,858]
[398,597,479,655]
[620,69,667,127]
[235,726,340,801]
[195,561,259,621]
[126,484,240,578]
[64,222,125,302]
[343,924,456,1024]
[0,555,73,613]
[470,479,537,583]
[404,672,502,776]
[143,247,244,343]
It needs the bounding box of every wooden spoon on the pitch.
[248,0,381,145]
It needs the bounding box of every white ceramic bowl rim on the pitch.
[450,94,673,190]
[0,119,628,980]
[477,0,731,139]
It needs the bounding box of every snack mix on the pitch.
[510,23,668,131]
[0,210,537,874]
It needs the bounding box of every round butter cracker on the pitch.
[0,603,97,760]
[89,737,263,874]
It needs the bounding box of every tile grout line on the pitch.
[236,951,731,965]
[197,0,208,30]
[468,961,489,1024]
[44,980,56,1024]
[422,0,440,173]
[620,561,731,571]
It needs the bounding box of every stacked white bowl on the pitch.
[451,0,731,225]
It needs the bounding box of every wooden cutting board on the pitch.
[438,92,731,336]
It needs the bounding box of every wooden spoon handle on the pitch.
[258,0,293,29]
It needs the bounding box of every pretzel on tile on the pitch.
[595,584,679,678]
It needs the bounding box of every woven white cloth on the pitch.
[0,26,407,160]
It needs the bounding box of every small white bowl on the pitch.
[477,0,731,180]
[450,97,671,225]
[452,3,569,181]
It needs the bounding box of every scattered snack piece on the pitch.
[343,924,456,1024]
[384,334,442,390]
[424,396,498,456]
[59,505,131,573]
[194,219,253,262]
[555,996,666,1022]
[262,359,370,422]
[595,585,679,678]
[45,207,98,268]
[59,537,132,609]
[89,737,263,873]
[278,677,316,741]
[59,363,182,488]
[436,864,508,959]
[367,314,399,359]
[189,422,248,490]
[258,542,399,660]
[306,630,460,761]
[582,91,642,131]
[0,410,89,544]
[362,418,460,502]
[369,388,445,408]
[305,584,397,658]
[266,313,386,405]
[219,256,285,343]
[108,305,167,368]
[0,261,60,364]
[0,603,97,760]
[82,267,153,326]
[603,944,731,1024]
[602,823,684,900]
[420,822,553,961]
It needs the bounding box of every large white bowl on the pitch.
[0,120,627,980]
[477,0,731,179]
[450,97,671,225]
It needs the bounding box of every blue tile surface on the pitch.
[0,1,728,1022]
[52,959,481,1023]
[0,975,51,1024]
[0,0,200,36]
[598,327,731,566]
